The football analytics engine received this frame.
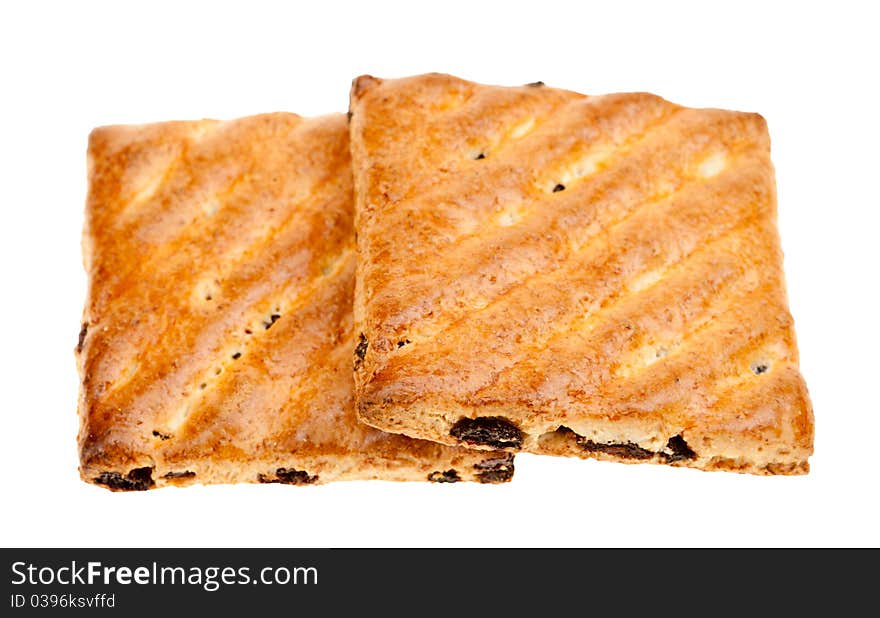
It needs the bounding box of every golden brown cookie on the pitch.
[77,112,513,490]
[349,73,813,475]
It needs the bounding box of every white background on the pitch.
[0,0,877,548]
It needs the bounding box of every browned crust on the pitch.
[349,73,813,475]
[77,111,513,490]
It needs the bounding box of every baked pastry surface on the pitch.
[77,112,514,489]
[349,74,813,474]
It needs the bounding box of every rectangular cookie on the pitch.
[77,112,513,490]
[349,73,813,475]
